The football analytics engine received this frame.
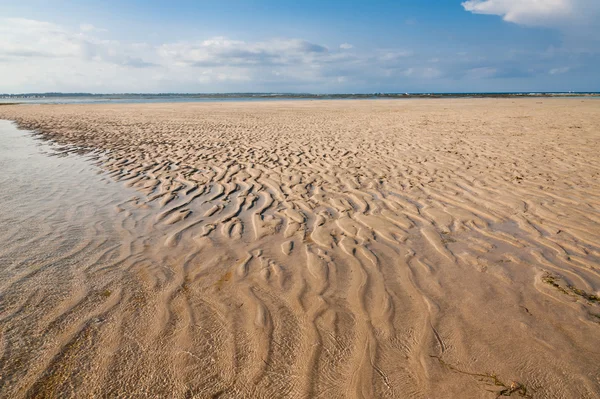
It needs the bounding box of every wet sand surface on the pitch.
[0,99,599,398]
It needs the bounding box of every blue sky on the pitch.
[0,0,598,93]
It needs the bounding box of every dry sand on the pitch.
[0,99,599,398]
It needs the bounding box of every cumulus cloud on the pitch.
[158,38,329,68]
[0,18,82,58]
[0,18,163,92]
[0,18,154,66]
[0,16,594,93]
[461,0,600,29]
[1,17,442,92]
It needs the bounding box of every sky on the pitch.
[0,0,599,93]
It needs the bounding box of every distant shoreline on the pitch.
[3,92,600,98]
[2,92,599,105]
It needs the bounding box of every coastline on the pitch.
[2,92,600,105]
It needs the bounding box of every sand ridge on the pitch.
[0,99,599,398]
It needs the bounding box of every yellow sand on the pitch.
[0,99,599,398]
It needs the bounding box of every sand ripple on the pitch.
[0,99,599,398]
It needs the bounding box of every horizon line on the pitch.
[2,91,600,97]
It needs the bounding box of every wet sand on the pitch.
[0,99,599,398]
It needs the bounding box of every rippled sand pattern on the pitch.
[1,99,600,398]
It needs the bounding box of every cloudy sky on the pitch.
[1,0,599,93]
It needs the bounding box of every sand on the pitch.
[0,99,599,398]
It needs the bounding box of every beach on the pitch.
[0,98,599,398]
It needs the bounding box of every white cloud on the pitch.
[0,18,162,92]
[158,37,329,68]
[0,18,153,67]
[0,18,81,58]
[461,0,600,28]
[0,18,358,92]
[1,16,593,93]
